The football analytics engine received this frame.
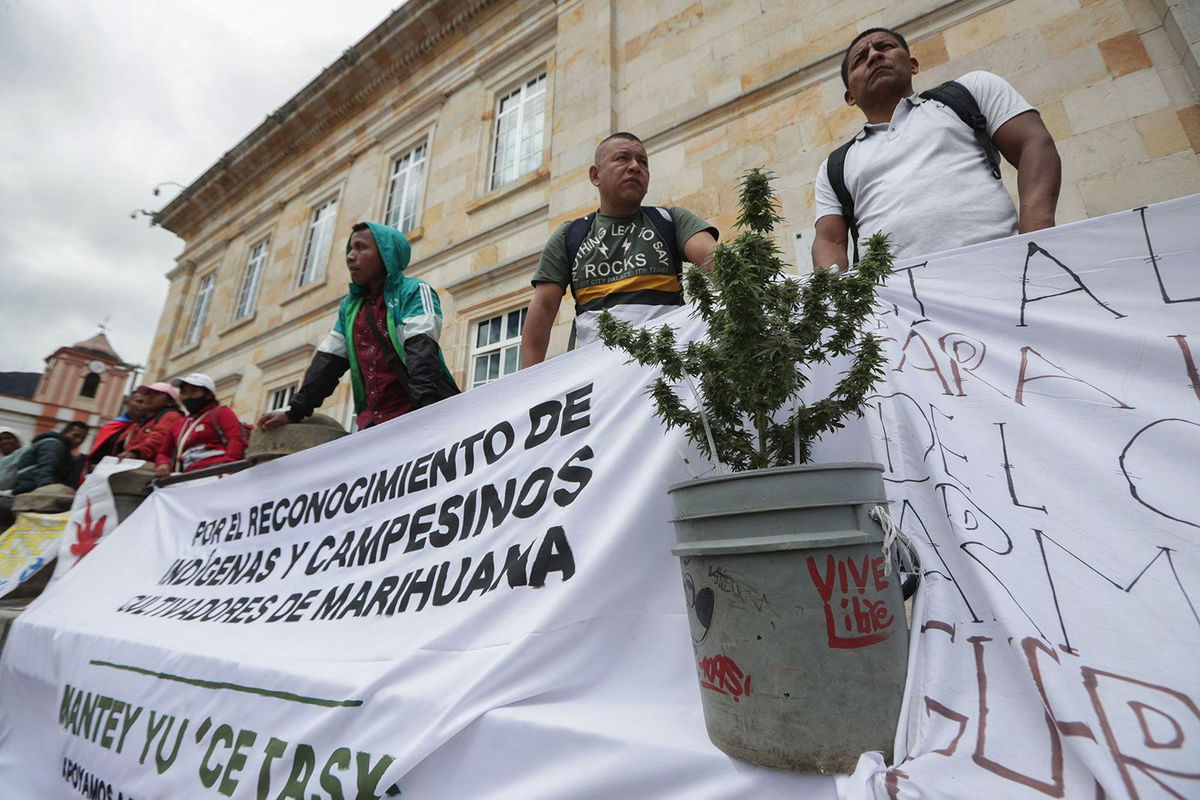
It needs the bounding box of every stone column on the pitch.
[1154,0,1200,97]
[548,0,617,226]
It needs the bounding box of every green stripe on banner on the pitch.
[89,659,363,708]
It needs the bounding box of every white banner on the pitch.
[0,329,832,798]
[0,195,1197,798]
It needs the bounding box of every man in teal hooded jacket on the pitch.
[258,222,458,432]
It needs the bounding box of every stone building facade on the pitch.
[148,0,1200,426]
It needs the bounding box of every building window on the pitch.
[80,372,100,398]
[183,272,215,346]
[471,308,526,388]
[298,197,338,287]
[384,142,427,232]
[268,385,298,412]
[234,238,269,319]
[490,74,546,190]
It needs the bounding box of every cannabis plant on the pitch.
[597,168,893,472]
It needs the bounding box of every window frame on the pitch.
[233,237,270,320]
[488,72,547,192]
[297,195,339,288]
[183,271,216,347]
[383,140,429,233]
[469,307,527,389]
[267,384,298,413]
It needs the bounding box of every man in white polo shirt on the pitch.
[811,27,1061,269]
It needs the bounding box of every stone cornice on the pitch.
[257,343,317,374]
[444,247,541,296]
[214,372,243,392]
[165,258,200,283]
[154,0,501,237]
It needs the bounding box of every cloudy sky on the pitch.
[0,0,402,373]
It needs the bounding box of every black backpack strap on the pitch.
[642,206,682,275]
[562,208,678,351]
[826,138,860,265]
[920,80,1002,179]
[563,212,597,299]
[213,412,227,447]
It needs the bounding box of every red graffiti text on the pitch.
[699,655,751,702]
[807,553,895,648]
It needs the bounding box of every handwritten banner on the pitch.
[871,195,1200,798]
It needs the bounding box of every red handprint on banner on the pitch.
[70,497,107,558]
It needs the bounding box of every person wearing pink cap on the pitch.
[154,373,247,477]
[82,392,146,478]
[116,382,184,461]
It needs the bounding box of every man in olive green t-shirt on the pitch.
[520,132,718,366]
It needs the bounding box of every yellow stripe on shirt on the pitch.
[573,273,682,307]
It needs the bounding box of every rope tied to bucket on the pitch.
[869,505,915,577]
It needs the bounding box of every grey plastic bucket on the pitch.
[669,462,908,773]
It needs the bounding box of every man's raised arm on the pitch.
[520,281,566,368]
[258,331,349,430]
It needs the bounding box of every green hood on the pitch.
[346,222,411,298]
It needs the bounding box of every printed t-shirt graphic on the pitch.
[533,206,716,346]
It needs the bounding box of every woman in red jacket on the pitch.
[82,392,145,478]
[154,373,247,478]
[118,382,184,462]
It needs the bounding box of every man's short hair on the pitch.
[62,421,89,435]
[841,27,910,89]
[594,132,643,164]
